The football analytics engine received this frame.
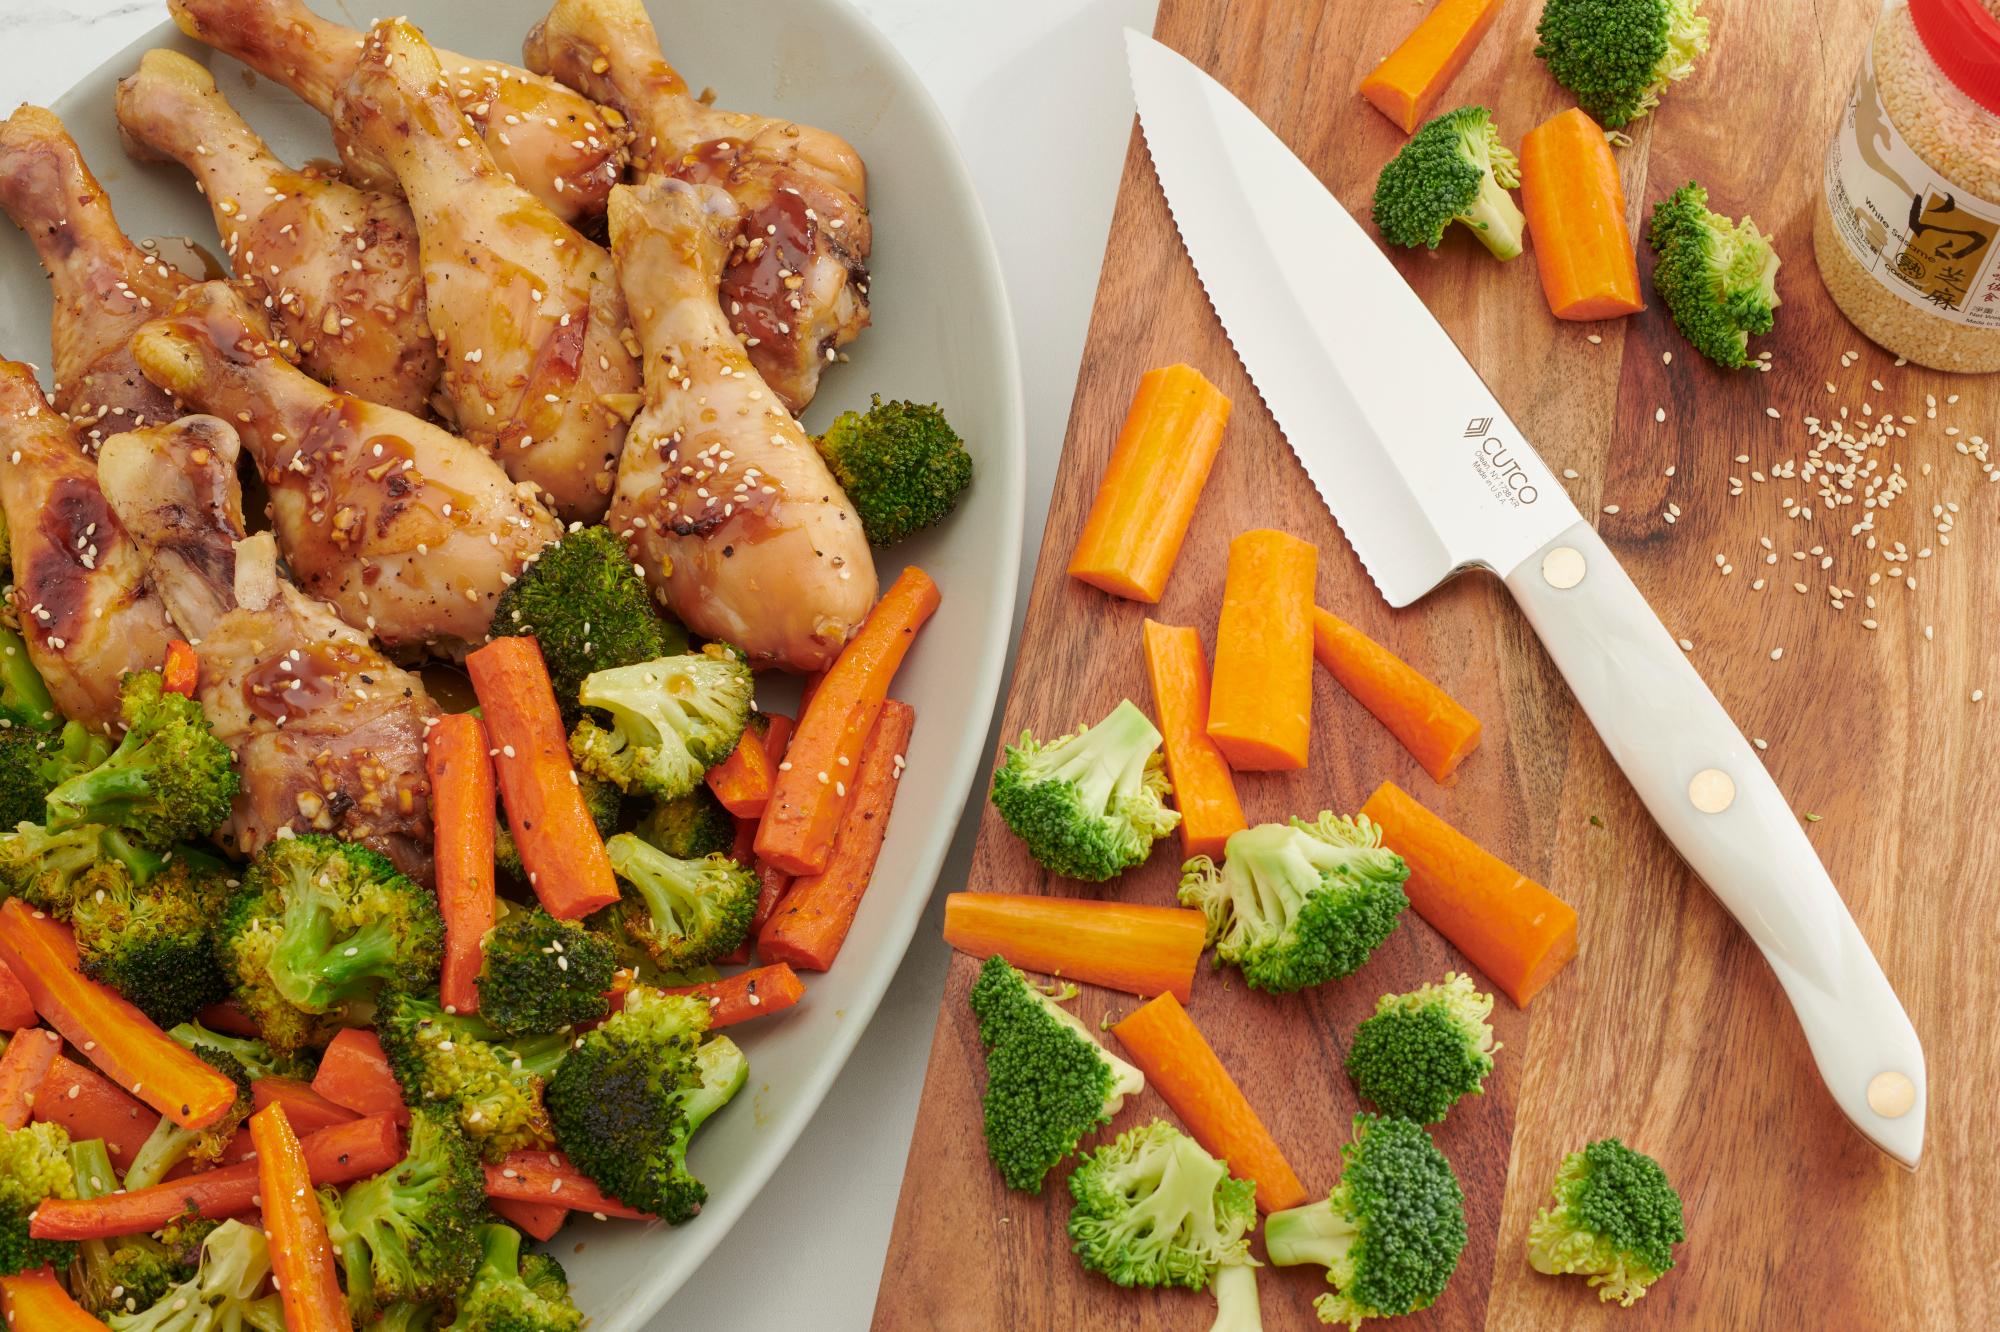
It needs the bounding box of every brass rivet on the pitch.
[1866,1070,1915,1118]
[1688,768,1735,813]
[1541,545,1586,590]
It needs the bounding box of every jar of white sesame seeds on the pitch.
[1814,0,2000,372]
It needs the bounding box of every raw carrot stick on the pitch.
[941,893,1207,1002]
[756,569,939,876]
[759,701,916,971]
[426,712,497,1013]
[1519,107,1646,320]
[35,1055,158,1169]
[0,964,31,1030]
[1359,0,1505,134]
[489,1196,568,1241]
[0,1267,108,1331]
[0,1027,59,1129]
[1112,993,1308,1212]
[161,638,201,697]
[1206,530,1317,771]
[31,1113,403,1239]
[251,1103,351,1332]
[706,715,777,818]
[664,964,806,1027]
[483,1152,653,1220]
[311,1028,409,1125]
[1068,365,1232,602]
[0,900,237,1131]
[1312,608,1482,783]
[466,636,621,920]
[1141,620,1247,859]
[1360,781,1577,1006]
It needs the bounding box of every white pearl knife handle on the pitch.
[1502,520,1925,1167]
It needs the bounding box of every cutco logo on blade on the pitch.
[1463,418,1538,506]
[1463,417,1493,438]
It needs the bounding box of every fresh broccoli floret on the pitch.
[1526,1138,1685,1305]
[601,833,757,971]
[1534,0,1710,130]
[376,992,567,1162]
[1343,973,1499,1125]
[68,1136,191,1316]
[0,624,59,731]
[814,396,974,546]
[321,1105,485,1320]
[1647,181,1781,368]
[989,699,1179,882]
[1067,1119,1257,1291]
[568,645,754,801]
[167,1022,316,1083]
[489,526,687,720]
[476,907,618,1038]
[1178,815,1409,994]
[1265,1115,1467,1328]
[122,1048,254,1190]
[495,767,619,884]
[69,855,234,1027]
[1372,106,1525,259]
[636,785,737,861]
[44,669,238,850]
[217,834,444,1051]
[0,1117,76,1278]
[968,955,1144,1191]
[104,1218,285,1331]
[444,1223,584,1331]
[544,987,746,1224]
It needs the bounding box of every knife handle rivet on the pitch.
[1541,546,1587,590]
[1687,768,1735,814]
[1866,1070,1916,1118]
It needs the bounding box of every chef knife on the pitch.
[1125,30,1924,1167]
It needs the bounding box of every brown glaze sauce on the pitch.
[241,640,368,723]
[25,475,116,642]
[676,139,817,356]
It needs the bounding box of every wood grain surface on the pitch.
[877,1,2000,1328]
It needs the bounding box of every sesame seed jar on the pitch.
[1814,0,2000,372]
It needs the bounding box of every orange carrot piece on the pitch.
[193,1001,261,1038]
[706,716,777,818]
[749,860,792,939]
[1068,365,1232,602]
[466,637,621,920]
[757,569,939,876]
[0,964,32,1031]
[483,1152,653,1220]
[0,900,236,1131]
[427,712,497,1014]
[254,1077,359,1135]
[759,701,916,971]
[35,1055,158,1169]
[0,1027,59,1129]
[1360,781,1577,1005]
[489,1196,568,1241]
[311,1028,409,1125]
[664,963,806,1027]
[1112,993,1308,1212]
[1519,107,1646,320]
[1,1267,109,1331]
[252,1104,351,1332]
[1359,0,1505,134]
[1206,530,1317,771]
[1141,620,1247,859]
[161,638,201,697]
[1312,608,1482,783]
[941,893,1207,1002]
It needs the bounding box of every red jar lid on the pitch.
[1910,0,2000,116]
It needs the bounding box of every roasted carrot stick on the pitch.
[426,712,497,1013]
[1207,530,1317,771]
[214,1077,361,1165]
[664,964,806,1027]
[0,1027,59,1129]
[1360,781,1577,1006]
[1359,0,1504,134]
[1141,620,1247,859]
[161,638,201,697]
[1519,107,1646,320]
[744,715,797,945]
[466,636,621,920]
[1112,993,1308,1212]
[311,1028,409,1125]
[0,900,237,1131]
[489,1196,568,1241]
[757,569,939,876]
[941,893,1208,1002]
[706,715,777,818]
[1068,365,1232,602]
[0,964,32,1031]
[0,1267,108,1331]
[483,1152,653,1220]
[759,701,916,971]
[1313,608,1482,783]
[252,1103,351,1332]
[35,1055,158,1169]
[192,1001,262,1038]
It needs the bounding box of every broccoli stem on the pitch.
[122,1121,201,1191]
[1464,174,1526,260]
[1209,1263,1263,1332]
[1263,1201,1355,1269]
[1040,700,1158,814]
[0,626,57,730]
[272,915,404,1010]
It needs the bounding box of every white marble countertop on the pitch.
[0,0,1155,1324]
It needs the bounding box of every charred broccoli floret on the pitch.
[69,854,234,1027]
[1647,181,1781,368]
[1067,1119,1257,1291]
[475,907,618,1038]
[1527,1138,1685,1306]
[122,1047,253,1191]
[601,833,757,971]
[1344,973,1499,1125]
[1534,0,1710,130]
[375,991,567,1163]
[321,1106,485,1320]
[569,646,754,801]
[104,1218,284,1331]
[1372,106,1524,259]
[44,669,238,850]
[0,1117,76,1277]
[444,1223,584,1331]
[67,1136,191,1316]
[495,767,619,884]
[0,624,59,731]
[814,396,973,546]
[636,785,736,860]
[989,699,1179,882]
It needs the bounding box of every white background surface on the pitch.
[0,0,1158,1324]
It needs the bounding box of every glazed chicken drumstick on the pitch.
[0,107,187,446]
[115,49,441,416]
[607,179,875,672]
[97,416,435,880]
[333,19,639,524]
[167,0,625,225]
[130,281,562,654]
[0,360,178,731]
[526,0,872,413]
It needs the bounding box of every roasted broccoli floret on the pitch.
[1527,1138,1685,1306]
[167,1022,316,1083]
[636,785,736,860]
[375,992,567,1163]
[104,1218,285,1331]
[1067,1119,1257,1291]
[495,768,619,884]
[1647,181,1781,368]
[1178,815,1409,994]
[601,833,757,971]
[444,1224,584,1331]
[0,821,166,912]
[1265,1115,1467,1328]
[1372,106,1525,259]
[544,987,747,1224]
[0,624,59,731]
[475,906,618,1038]
[989,699,1179,882]
[0,718,106,828]
[321,1105,485,1320]
[488,526,686,719]
[968,955,1143,1191]
[122,1047,253,1191]
[44,669,238,850]
[69,854,234,1027]
[814,396,973,546]
[0,1117,76,1277]
[1343,973,1499,1125]
[68,1136,191,1316]
[1534,0,1710,130]
[154,1211,221,1280]
[569,645,755,801]
[370,1302,444,1332]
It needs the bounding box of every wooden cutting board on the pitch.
[877,0,2000,1327]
